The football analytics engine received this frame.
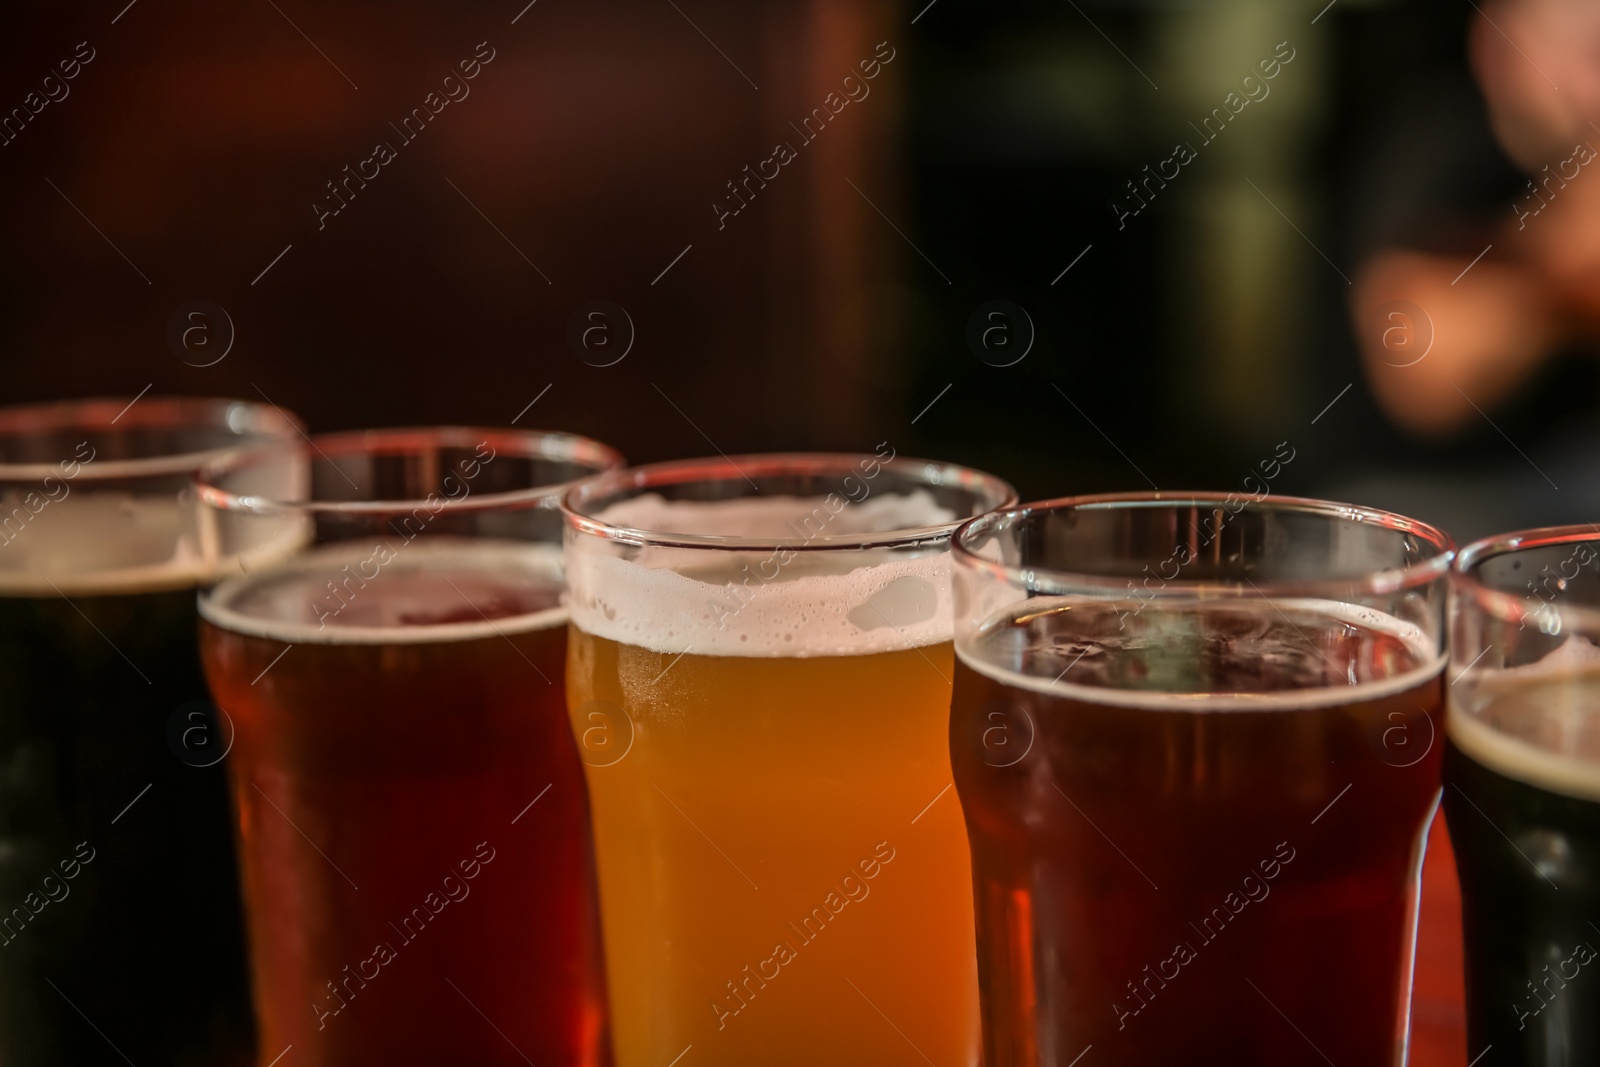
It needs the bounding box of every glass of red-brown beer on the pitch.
[196,427,622,1067]
[948,492,1453,1066]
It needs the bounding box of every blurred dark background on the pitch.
[2,0,1596,542]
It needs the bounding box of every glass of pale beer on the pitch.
[196,427,622,1067]
[562,452,1015,1067]
[949,492,1453,1066]
[1448,526,1600,1065]
[0,396,300,1065]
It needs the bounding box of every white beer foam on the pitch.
[200,538,567,646]
[957,598,1446,713]
[1449,638,1600,802]
[595,490,957,540]
[567,492,959,657]
[0,494,296,596]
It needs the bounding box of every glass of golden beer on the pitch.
[562,452,1015,1067]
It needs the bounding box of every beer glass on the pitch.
[949,492,1453,1066]
[196,427,622,1067]
[0,396,300,1065]
[562,452,1015,1067]
[1447,525,1600,1064]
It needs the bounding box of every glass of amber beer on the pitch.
[196,427,622,1067]
[0,396,299,1065]
[562,452,1015,1067]
[949,492,1453,1066]
[1447,526,1600,1064]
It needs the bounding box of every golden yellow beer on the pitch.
[561,453,1013,1067]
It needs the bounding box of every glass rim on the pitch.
[561,452,1018,551]
[0,396,303,482]
[195,426,625,517]
[952,490,1456,599]
[1453,522,1600,626]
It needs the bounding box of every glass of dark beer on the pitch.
[1447,526,1600,1065]
[0,396,301,1065]
[196,427,622,1067]
[949,492,1454,1066]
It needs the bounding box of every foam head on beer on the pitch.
[567,489,960,657]
[0,397,304,594]
[1451,636,1600,803]
[202,538,565,644]
[0,495,203,593]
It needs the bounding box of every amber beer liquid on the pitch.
[566,632,975,1066]
[201,540,610,1066]
[951,596,1445,1066]
[563,458,1014,1067]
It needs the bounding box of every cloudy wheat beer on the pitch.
[197,428,621,1067]
[949,494,1453,1066]
[1447,527,1600,1065]
[562,453,1014,1067]
[0,397,299,1065]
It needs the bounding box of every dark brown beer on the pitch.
[0,575,253,1066]
[951,597,1444,1066]
[1445,666,1600,1065]
[201,540,610,1067]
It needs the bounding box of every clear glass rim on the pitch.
[0,396,303,482]
[196,426,625,517]
[953,490,1456,599]
[562,452,1018,551]
[1454,522,1600,625]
